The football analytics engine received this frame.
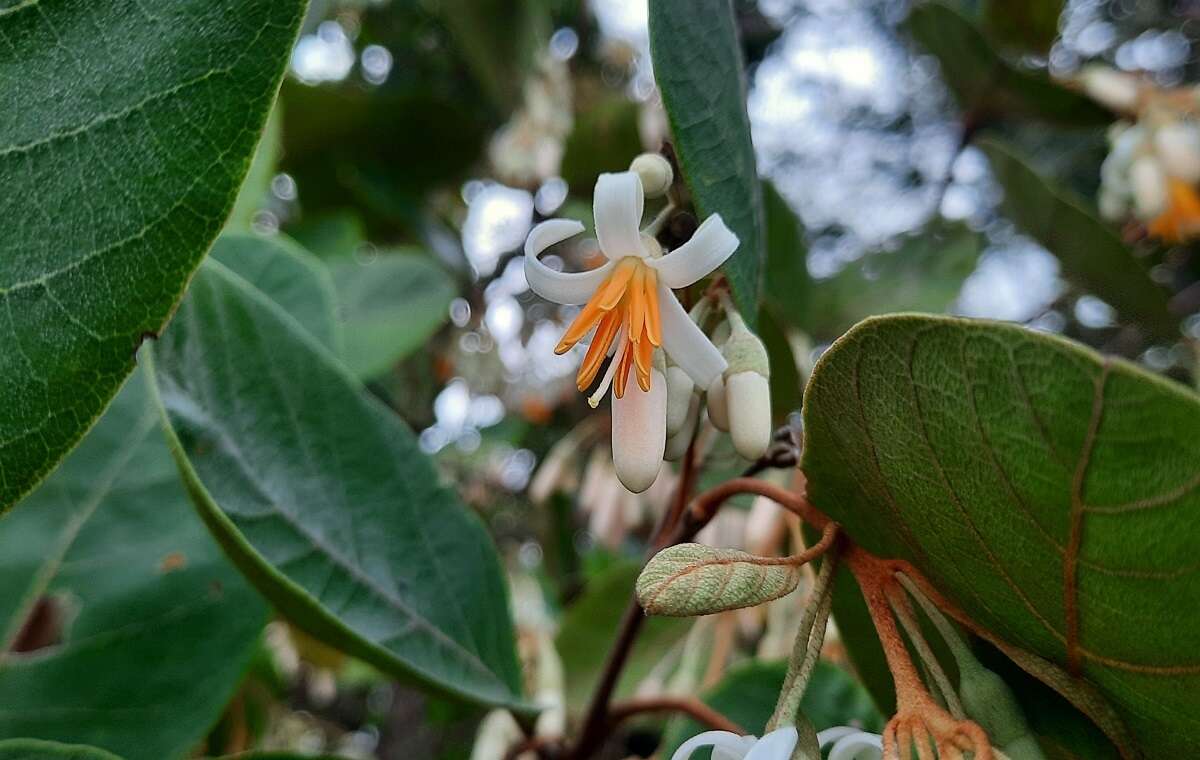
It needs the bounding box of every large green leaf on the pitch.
[329,252,456,379]
[980,139,1176,338]
[556,561,690,714]
[210,233,339,351]
[650,0,764,323]
[0,373,267,760]
[226,105,283,231]
[802,314,1200,756]
[906,1,1108,125]
[0,741,121,760]
[146,261,525,710]
[0,0,305,512]
[659,660,883,757]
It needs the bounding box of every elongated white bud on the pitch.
[727,371,772,460]
[665,365,695,437]
[664,393,700,461]
[1155,122,1200,183]
[706,375,730,432]
[612,368,667,492]
[1079,65,1140,112]
[630,153,674,199]
[1131,155,1168,220]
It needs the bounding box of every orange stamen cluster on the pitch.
[555,257,662,398]
[1148,178,1200,242]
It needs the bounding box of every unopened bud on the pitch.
[1079,65,1140,112]
[612,367,667,493]
[630,153,674,199]
[1131,155,1168,220]
[1155,122,1200,184]
[664,394,700,461]
[706,375,730,432]
[721,320,772,460]
[727,371,772,460]
[665,365,695,437]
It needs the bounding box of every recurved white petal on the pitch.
[657,282,727,388]
[524,219,611,304]
[650,213,739,288]
[594,171,645,260]
[827,733,882,760]
[743,727,798,760]
[612,368,667,493]
[671,731,756,760]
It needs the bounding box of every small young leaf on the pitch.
[637,543,803,616]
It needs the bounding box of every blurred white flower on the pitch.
[672,726,884,760]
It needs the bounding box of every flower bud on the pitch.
[664,393,699,461]
[629,153,674,199]
[1131,155,1168,220]
[1155,122,1200,184]
[705,375,730,432]
[727,371,772,461]
[721,319,772,461]
[612,367,667,492]
[665,365,695,437]
[1079,65,1140,112]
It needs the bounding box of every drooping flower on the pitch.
[671,726,884,760]
[524,171,738,491]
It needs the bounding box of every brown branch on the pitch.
[607,696,747,735]
[568,437,812,759]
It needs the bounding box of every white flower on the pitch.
[524,171,739,491]
[671,726,883,760]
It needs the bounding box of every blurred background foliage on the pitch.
[19,0,1198,757]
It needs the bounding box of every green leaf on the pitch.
[0,373,267,760]
[802,314,1200,757]
[146,261,525,710]
[210,233,340,351]
[0,0,305,513]
[557,561,690,714]
[982,0,1064,55]
[329,252,457,379]
[980,138,1176,337]
[763,183,812,319]
[906,1,1109,125]
[0,740,122,760]
[780,225,982,341]
[637,543,803,616]
[659,660,883,757]
[226,105,283,231]
[650,0,764,323]
[286,210,367,261]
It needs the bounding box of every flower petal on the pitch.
[612,367,666,493]
[649,213,739,289]
[657,283,727,388]
[594,171,645,260]
[828,732,882,760]
[817,727,859,748]
[524,219,611,304]
[671,732,754,760]
[743,727,798,760]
